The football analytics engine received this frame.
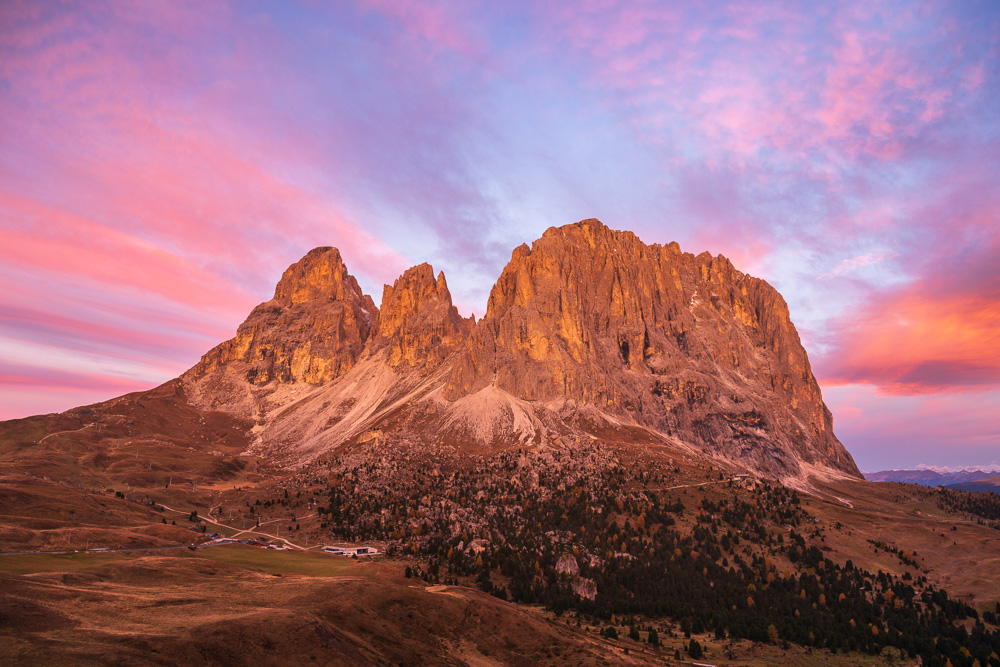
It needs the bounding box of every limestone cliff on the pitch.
[183,219,860,481]
[189,247,377,385]
[445,220,857,478]
[371,263,474,369]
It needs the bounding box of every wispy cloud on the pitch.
[818,250,898,279]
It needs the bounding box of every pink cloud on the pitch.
[0,364,152,395]
[0,191,260,314]
[1,1,410,294]
[823,384,1000,469]
[0,299,215,365]
[818,250,897,279]
[532,0,986,167]
[360,0,484,59]
[816,237,1000,395]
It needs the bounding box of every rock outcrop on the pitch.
[371,263,474,369]
[190,247,377,385]
[184,219,860,482]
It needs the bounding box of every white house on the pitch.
[321,545,379,557]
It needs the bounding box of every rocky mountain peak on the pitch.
[446,218,859,478]
[541,217,640,248]
[377,263,440,333]
[187,247,377,388]
[273,246,360,306]
[375,263,473,368]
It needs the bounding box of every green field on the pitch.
[0,550,137,575]
[0,544,374,577]
[196,544,369,576]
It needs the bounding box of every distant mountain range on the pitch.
[865,468,1000,493]
[943,475,1000,494]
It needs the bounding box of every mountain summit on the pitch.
[184,219,859,482]
[192,246,377,385]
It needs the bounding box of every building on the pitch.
[321,545,379,557]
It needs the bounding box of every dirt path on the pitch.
[647,475,747,491]
[156,502,313,551]
[38,423,95,444]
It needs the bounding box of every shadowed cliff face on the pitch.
[186,219,860,481]
[190,247,378,385]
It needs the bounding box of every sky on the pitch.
[1,1,997,472]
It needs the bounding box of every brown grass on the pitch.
[808,478,1000,611]
[0,546,901,666]
[3,388,998,662]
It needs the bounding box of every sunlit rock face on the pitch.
[185,219,860,481]
[372,263,474,370]
[190,247,377,385]
[445,219,858,478]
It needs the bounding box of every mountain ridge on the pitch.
[182,219,860,484]
[866,468,1000,487]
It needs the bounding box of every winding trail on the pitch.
[647,475,747,492]
[155,502,316,551]
[38,423,95,444]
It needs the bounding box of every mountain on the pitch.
[865,468,999,486]
[188,246,377,391]
[182,219,859,483]
[945,475,1000,494]
[8,221,1000,666]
